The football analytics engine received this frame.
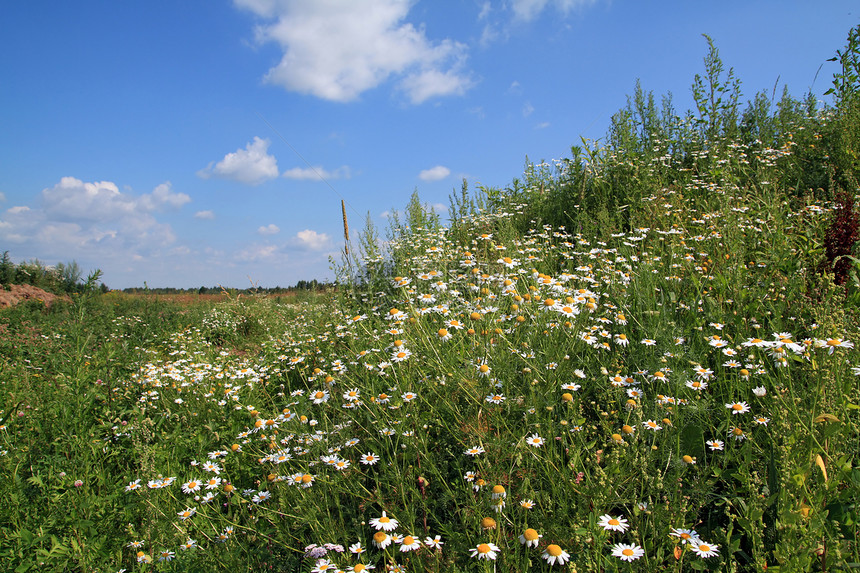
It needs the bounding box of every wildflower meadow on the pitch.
[2,29,859,572]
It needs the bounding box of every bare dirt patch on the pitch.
[0,284,71,309]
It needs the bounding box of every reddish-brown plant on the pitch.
[823,191,860,284]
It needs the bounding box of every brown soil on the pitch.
[0,284,71,309]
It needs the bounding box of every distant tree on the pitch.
[0,251,14,285]
[55,260,83,293]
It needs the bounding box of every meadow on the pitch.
[1,31,859,572]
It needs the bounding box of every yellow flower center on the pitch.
[523,528,539,540]
[477,543,491,554]
[609,519,620,526]
[373,531,387,543]
[732,404,744,411]
[623,548,634,556]
[547,544,562,556]
[402,536,414,545]
[315,392,325,399]
[437,328,448,337]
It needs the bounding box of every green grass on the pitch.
[2,29,860,573]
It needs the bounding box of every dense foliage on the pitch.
[0,252,105,295]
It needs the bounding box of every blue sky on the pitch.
[1,1,856,289]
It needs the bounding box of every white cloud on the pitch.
[139,182,192,211]
[198,137,278,185]
[194,210,216,220]
[0,192,6,203]
[400,62,475,105]
[535,121,551,129]
[510,0,597,21]
[282,165,352,181]
[236,0,474,103]
[291,229,331,251]
[236,243,283,262]
[522,102,535,117]
[419,165,451,182]
[41,178,129,221]
[0,177,187,262]
[40,177,189,222]
[477,2,502,47]
[479,23,501,47]
[511,0,548,20]
[258,223,280,235]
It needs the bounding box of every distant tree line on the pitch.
[0,251,107,294]
[0,250,331,297]
[120,278,332,296]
